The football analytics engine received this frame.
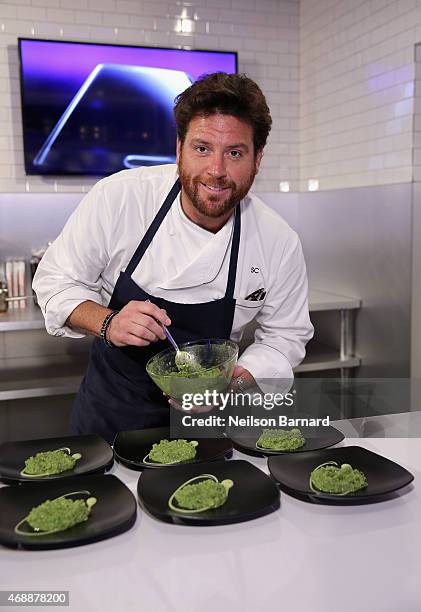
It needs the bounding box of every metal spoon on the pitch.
[146,300,199,371]
[161,323,199,371]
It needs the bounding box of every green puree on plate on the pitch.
[21,448,82,477]
[309,461,368,495]
[14,492,97,536]
[144,439,198,464]
[256,428,305,451]
[168,475,234,513]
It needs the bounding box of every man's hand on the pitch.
[107,300,171,347]
[168,365,256,414]
[230,365,256,391]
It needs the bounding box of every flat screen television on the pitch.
[18,38,237,176]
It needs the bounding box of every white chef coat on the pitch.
[33,164,313,382]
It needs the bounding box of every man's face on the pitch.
[176,114,263,221]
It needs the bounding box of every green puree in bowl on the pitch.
[147,339,238,401]
[158,365,221,379]
[154,366,229,398]
[144,439,198,464]
[256,428,305,451]
[309,461,368,495]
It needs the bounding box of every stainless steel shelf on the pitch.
[294,342,361,373]
[0,289,362,400]
[308,289,361,312]
[0,355,88,401]
[0,376,83,401]
[0,302,45,331]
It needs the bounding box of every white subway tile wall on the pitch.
[0,0,299,193]
[3,0,421,193]
[300,0,421,191]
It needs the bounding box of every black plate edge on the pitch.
[273,478,415,505]
[114,448,233,471]
[138,496,280,526]
[231,441,266,458]
[3,512,137,551]
[0,434,108,452]
[0,457,115,486]
[0,435,113,461]
[231,437,344,458]
[229,426,345,457]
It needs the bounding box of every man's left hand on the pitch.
[230,365,256,392]
[167,365,255,413]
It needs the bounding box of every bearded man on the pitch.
[33,72,313,443]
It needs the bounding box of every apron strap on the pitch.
[125,179,181,277]
[225,204,241,299]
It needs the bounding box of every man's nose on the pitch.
[207,153,227,178]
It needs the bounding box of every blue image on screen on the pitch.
[31,65,192,175]
[19,39,237,176]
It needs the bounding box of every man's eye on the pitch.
[229,150,241,158]
[196,146,208,153]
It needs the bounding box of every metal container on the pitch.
[0,281,8,312]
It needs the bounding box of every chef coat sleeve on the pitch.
[237,231,314,385]
[32,181,112,338]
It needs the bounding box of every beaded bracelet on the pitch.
[100,310,119,348]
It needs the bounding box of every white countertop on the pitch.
[1,415,420,612]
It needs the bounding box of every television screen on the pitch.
[18,38,237,176]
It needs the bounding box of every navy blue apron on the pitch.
[69,179,241,443]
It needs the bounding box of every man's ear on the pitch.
[254,148,264,174]
[176,137,181,164]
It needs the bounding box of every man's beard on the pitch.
[178,158,257,219]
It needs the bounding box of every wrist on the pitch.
[100,310,119,348]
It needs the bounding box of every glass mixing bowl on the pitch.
[146,339,239,402]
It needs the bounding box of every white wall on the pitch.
[4,0,421,194]
[0,0,299,193]
[300,0,420,191]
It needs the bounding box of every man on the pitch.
[33,72,313,443]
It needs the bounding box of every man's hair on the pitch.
[174,72,272,153]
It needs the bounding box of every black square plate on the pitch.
[0,435,114,484]
[138,459,280,525]
[228,425,344,457]
[0,474,137,550]
[268,445,414,505]
[113,427,233,470]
